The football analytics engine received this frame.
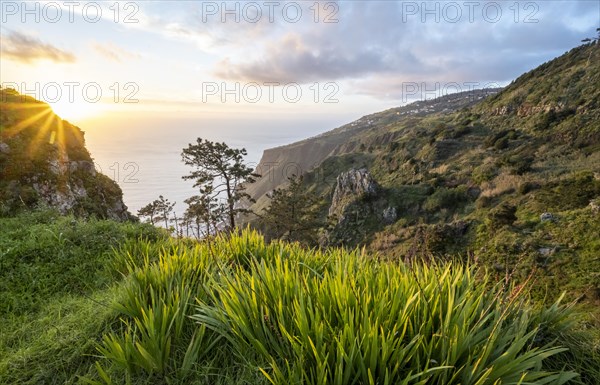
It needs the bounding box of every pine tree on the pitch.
[183,183,227,238]
[261,175,324,246]
[156,195,175,229]
[137,195,175,228]
[182,138,258,231]
[137,201,158,225]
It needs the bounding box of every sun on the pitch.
[48,99,104,122]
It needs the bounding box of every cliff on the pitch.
[0,88,131,220]
[247,88,501,206]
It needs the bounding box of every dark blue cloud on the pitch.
[211,0,598,97]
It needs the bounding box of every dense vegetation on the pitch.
[247,43,600,313]
[1,211,600,384]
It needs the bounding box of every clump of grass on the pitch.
[97,242,219,380]
[196,251,577,384]
[95,229,592,384]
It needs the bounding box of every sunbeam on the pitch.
[27,112,57,158]
[2,106,53,139]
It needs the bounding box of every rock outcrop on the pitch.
[540,212,556,222]
[0,142,10,154]
[324,168,386,247]
[329,168,379,218]
[382,206,398,223]
[0,88,131,220]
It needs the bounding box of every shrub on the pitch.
[453,124,471,138]
[487,202,517,229]
[484,129,514,148]
[387,141,399,152]
[422,186,469,212]
[510,157,534,175]
[408,221,470,258]
[472,163,497,184]
[494,136,509,150]
[518,181,541,195]
[476,195,493,209]
[535,172,600,211]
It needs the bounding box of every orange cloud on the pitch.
[0,30,76,64]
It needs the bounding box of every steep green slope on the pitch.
[0,88,131,219]
[247,88,500,206]
[478,43,600,145]
[253,42,600,308]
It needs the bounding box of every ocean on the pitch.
[81,111,354,218]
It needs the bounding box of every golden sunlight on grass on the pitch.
[1,103,53,137]
[28,112,59,158]
[1,98,75,162]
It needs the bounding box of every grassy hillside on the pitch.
[0,210,165,384]
[2,40,599,385]
[1,212,599,384]
[249,43,600,312]
[246,88,500,206]
[0,88,131,219]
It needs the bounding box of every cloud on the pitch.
[207,0,598,94]
[106,0,597,99]
[214,33,395,83]
[92,42,141,62]
[0,30,76,64]
[119,2,285,53]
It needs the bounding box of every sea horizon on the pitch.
[81,111,362,217]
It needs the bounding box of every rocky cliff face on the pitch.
[325,168,395,246]
[246,88,502,208]
[329,168,379,218]
[0,89,131,220]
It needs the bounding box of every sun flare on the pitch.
[48,99,103,122]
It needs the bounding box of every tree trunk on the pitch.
[173,213,180,237]
[224,175,235,230]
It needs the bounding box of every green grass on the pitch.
[1,211,599,384]
[0,209,165,316]
[0,209,165,384]
[95,230,598,384]
[0,291,115,384]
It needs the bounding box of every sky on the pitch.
[1,0,598,214]
[1,0,598,122]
